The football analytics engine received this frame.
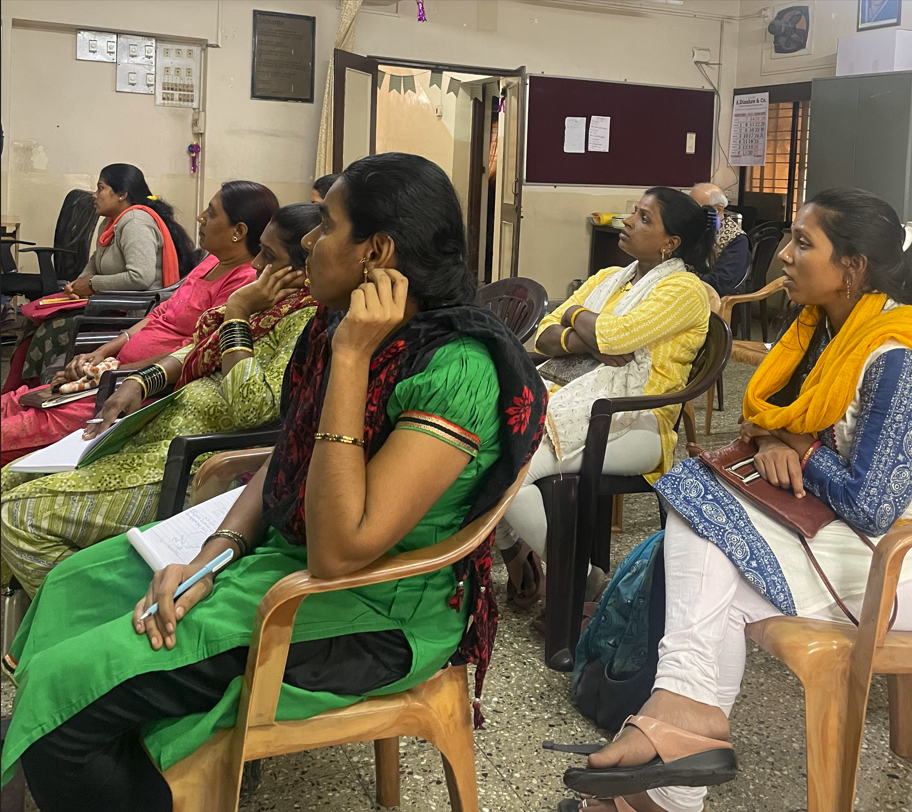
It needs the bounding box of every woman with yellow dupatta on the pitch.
[554,189,912,812]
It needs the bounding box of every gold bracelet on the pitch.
[220,318,251,328]
[314,432,364,447]
[560,328,572,353]
[124,374,148,399]
[221,346,254,357]
[570,308,589,329]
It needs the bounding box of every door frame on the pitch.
[369,57,526,277]
[332,50,379,173]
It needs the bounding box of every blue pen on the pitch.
[139,548,234,621]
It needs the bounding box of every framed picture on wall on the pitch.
[251,10,316,103]
[857,0,902,30]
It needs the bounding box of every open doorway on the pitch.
[331,52,525,283]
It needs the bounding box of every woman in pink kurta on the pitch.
[1,181,279,464]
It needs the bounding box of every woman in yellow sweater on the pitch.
[497,188,712,599]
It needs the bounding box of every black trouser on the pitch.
[20,630,412,812]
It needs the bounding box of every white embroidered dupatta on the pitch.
[545,258,686,461]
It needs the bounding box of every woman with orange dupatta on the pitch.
[554,189,912,812]
[5,164,196,392]
[1,204,320,598]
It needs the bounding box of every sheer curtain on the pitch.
[314,0,363,177]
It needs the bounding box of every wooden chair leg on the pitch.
[800,664,853,812]
[704,387,714,436]
[164,728,245,812]
[439,723,479,812]
[887,674,912,758]
[682,400,697,445]
[374,737,401,807]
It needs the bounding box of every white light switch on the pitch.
[146,73,155,86]
[128,72,138,85]
[107,40,116,54]
[129,44,139,57]
[88,40,97,53]
[145,44,154,58]
[686,132,697,154]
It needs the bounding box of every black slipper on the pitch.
[561,715,737,797]
[557,801,580,812]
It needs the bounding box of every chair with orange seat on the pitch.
[157,450,530,812]
[746,520,912,812]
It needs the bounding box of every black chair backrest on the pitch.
[746,222,784,294]
[52,190,100,282]
[727,205,757,233]
[685,312,733,396]
[475,276,548,344]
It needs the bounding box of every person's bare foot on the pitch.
[587,689,730,771]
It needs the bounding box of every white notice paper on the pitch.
[588,115,610,152]
[729,92,769,167]
[563,117,586,154]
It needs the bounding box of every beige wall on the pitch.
[1,0,338,272]
[2,0,742,295]
[737,0,912,88]
[357,0,743,297]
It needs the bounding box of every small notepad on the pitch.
[9,390,182,474]
[127,487,246,571]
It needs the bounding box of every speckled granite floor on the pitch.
[1,345,909,812]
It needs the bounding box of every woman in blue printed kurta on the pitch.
[559,190,912,812]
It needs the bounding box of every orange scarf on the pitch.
[98,204,179,286]
[743,293,912,434]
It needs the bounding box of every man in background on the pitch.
[689,183,751,297]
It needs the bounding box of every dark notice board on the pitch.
[251,10,316,103]
[526,75,715,186]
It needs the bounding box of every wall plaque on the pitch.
[251,10,316,103]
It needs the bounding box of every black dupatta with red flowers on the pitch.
[262,304,548,725]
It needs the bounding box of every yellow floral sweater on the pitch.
[535,266,710,481]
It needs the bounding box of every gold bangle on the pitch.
[314,432,364,447]
[221,346,254,357]
[124,374,148,399]
[570,308,588,329]
[560,328,572,353]
[220,318,251,328]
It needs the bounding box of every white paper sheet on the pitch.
[127,487,246,570]
[729,92,769,167]
[588,115,610,152]
[563,117,586,154]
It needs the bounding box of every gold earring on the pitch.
[845,278,852,300]
[661,247,666,262]
[360,256,369,282]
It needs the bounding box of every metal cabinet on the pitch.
[806,71,912,221]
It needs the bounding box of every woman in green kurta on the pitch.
[1,153,548,812]
[0,204,321,596]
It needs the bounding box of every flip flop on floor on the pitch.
[562,715,737,797]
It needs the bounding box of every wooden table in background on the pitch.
[1,215,22,265]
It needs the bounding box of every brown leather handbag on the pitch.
[695,439,880,626]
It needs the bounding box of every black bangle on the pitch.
[133,363,169,397]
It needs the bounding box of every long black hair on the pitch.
[219,181,280,256]
[270,203,321,269]
[99,163,195,277]
[645,186,717,276]
[808,188,912,305]
[341,153,476,310]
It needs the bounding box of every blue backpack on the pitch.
[570,531,665,732]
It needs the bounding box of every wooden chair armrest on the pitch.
[720,276,786,325]
[191,447,275,506]
[239,462,529,728]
